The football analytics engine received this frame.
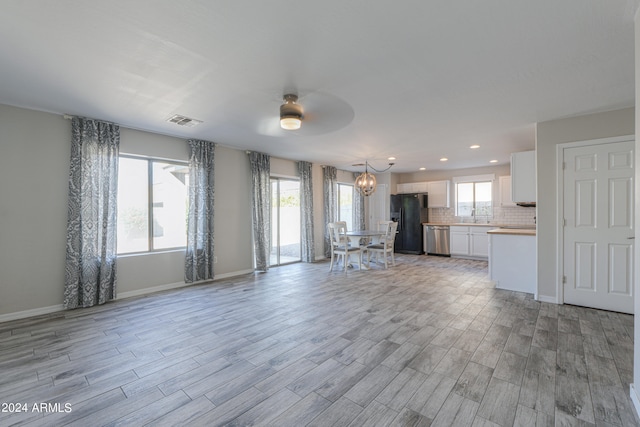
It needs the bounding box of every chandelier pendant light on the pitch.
[354,160,395,196]
[355,162,377,196]
[280,94,303,130]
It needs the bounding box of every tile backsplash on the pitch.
[428,206,536,225]
[495,206,537,225]
[428,208,456,224]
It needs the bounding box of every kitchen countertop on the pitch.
[422,222,537,235]
[487,228,536,236]
[422,222,533,228]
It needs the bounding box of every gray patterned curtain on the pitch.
[185,139,216,283]
[353,172,366,231]
[64,117,119,309]
[298,161,315,262]
[249,152,271,271]
[323,166,337,257]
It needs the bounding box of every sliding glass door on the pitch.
[270,178,301,266]
[338,183,354,230]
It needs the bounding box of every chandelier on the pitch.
[354,160,394,196]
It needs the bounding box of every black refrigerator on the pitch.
[390,193,428,254]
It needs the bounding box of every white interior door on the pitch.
[368,184,388,229]
[563,139,634,314]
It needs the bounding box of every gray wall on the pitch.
[0,104,256,318]
[0,105,70,316]
[536,107,635,302]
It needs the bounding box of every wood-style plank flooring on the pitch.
[0,255,637,426]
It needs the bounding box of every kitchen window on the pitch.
[117,155,189,254]
[453,174,494,219]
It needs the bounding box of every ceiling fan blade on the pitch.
[294,91,355,135]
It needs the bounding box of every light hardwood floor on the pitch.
[0,255,637,426]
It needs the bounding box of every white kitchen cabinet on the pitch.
[397,182,428,194]
[499,176,516,207]
[470,226,492,257]
[416,182,429,193]
[511,151,536,203]
[426,180,450,208]
[398,180,450,207]
[396,183,410,193]
[450,225,490,259]
[450,226,470,256]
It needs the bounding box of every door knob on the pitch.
[628,237,635,240]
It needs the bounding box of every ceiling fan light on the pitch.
[280,116,302,130]
[280,94,303,130]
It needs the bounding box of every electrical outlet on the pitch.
[214,256,218,264]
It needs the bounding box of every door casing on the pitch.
[556,135,635,312]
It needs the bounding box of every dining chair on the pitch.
[328,222,363,272]
[366,221,398,269]
[374,220,393,238]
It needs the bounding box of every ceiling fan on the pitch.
[251,90,355,137]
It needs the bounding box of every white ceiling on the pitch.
[0,1,638,172]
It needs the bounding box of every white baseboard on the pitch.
[630,384,640,419]
[215,269,254,279]
[0,268,255,323]
[117,281,194,299]
[117,268,255,299]
[0,304,64,323]
[536,295,560,304]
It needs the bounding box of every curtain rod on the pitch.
[62,114,118,126]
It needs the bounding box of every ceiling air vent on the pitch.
[167,114,202,127]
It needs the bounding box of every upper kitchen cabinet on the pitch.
[396,183,408,193]
[426,180,450,208]
[498,176,516,207]
[397,180,450,207]
[511,150,536,203]
[397,182,428,194]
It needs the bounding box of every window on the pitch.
[454,175,493,218]
[338,183,354,230]
[117,156,189,254]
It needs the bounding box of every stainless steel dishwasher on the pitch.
[426,225,450,256]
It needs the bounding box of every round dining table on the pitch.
[344,230,387,269]
[345,230,386,246]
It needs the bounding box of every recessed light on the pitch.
[388,157,396,160]
[470,145,480,149]
[419,167,426,171]
[440,158,448,162]
[489,159,498,163]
